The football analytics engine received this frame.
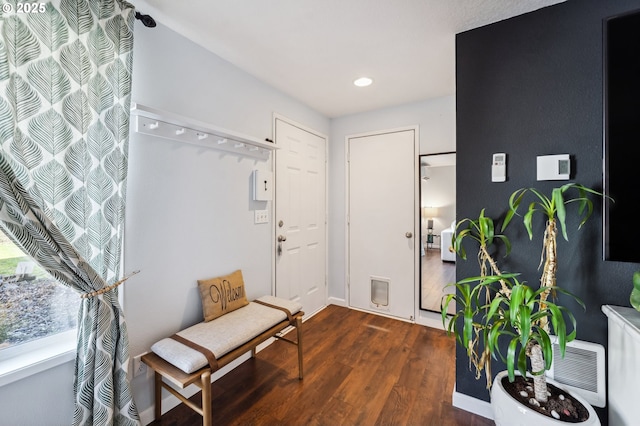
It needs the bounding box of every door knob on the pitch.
[278,235,287,242]
[405,232,413,238]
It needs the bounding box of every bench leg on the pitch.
[201,371,212,426]
[296,316,304,379]
[154,371,162,420]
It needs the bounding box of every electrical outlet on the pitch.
[132,354,147,378]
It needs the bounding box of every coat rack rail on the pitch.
[130,103,277,160]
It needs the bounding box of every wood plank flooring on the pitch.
[149,305,493,426]
[421,249,456,314]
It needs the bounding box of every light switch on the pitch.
[254,209,269,224]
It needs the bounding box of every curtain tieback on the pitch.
[80,270,140,299]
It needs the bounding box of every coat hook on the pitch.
[234,142,245,148]
[197,133,208,140]
[176,128,185,135]
[149,121,159,130]
[218,138,228,144]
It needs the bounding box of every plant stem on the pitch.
[528,343,548,403]
[479,245,511,296]
[539,219,557,332]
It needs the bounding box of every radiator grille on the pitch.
[547,339,605,408]
[552,345,598,392]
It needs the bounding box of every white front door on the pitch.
[348,128,418,321]
[274,117,327,317]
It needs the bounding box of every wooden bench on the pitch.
[142,295,304,426]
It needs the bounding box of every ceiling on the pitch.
[131,0,565,118]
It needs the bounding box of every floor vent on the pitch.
[546,338,605,408]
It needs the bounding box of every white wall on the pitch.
[125,23,329,417]
[0,22,329,425]
[0,20,454,426]
[327,96,456,303]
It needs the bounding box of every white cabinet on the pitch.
[601,305,640,425]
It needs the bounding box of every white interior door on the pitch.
[275,117,327,317]
[348,128,417,320]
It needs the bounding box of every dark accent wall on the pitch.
[456,1,640,423]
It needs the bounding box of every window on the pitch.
[0,231,79,357]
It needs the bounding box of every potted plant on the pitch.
[630,271,640,312]
[442,183,603,425]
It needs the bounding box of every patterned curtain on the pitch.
[0,1,139,424]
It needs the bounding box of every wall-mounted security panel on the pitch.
[252,170,273,201]
[537,154,571,181]
[491,153,507,182]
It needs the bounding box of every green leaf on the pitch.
[104,148,125,183]
[87,167,114,205]
[104,103,129,142]
[62,90,93,133]
[537,328,553,371]
[32,160,74,206]
[87,212,112,249]
[105,14,133,54]
[72,233,93,261]
[87,121,115,160]
[517,343,528,378]
[53,208,76,242]
[509,285,525,325]
[518,304,531,348]
[88,26,113,68]
[64,139,92,182]
[65,188,92,227]
[105,59,131,99]
[28,109,73,155]
[507,338,518,381]
[553,188,568,240]
[0,98,14,144]
[441,293,456,325]
[26,57,72,105]
[0,154,30,187]
[5,74,42,123]
[87,73,114,114]
[523,204,535,240]
[60,0,94,35]
[10,127,43,169]
[27,3,69,51]
[2,15,42,67]
[60,40,93,85]
[87,0,114,18]
[0,41,9,81]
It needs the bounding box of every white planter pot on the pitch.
[491,371,600,426]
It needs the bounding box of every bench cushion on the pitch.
[151,296,302,374]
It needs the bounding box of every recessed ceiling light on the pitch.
[354,77,373,87]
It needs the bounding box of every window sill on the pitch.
[0,331,76,387]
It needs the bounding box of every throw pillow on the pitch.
[197,269,249,322]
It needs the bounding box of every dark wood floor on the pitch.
[150,305,493,426]
[421,248,456,314]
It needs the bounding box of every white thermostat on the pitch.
[492,153,507,182]
[252,170,273,201]
[537,154,570,181]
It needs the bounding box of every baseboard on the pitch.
[327,297,347,307]
[416,309,446,330]
[452,387,494,420]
